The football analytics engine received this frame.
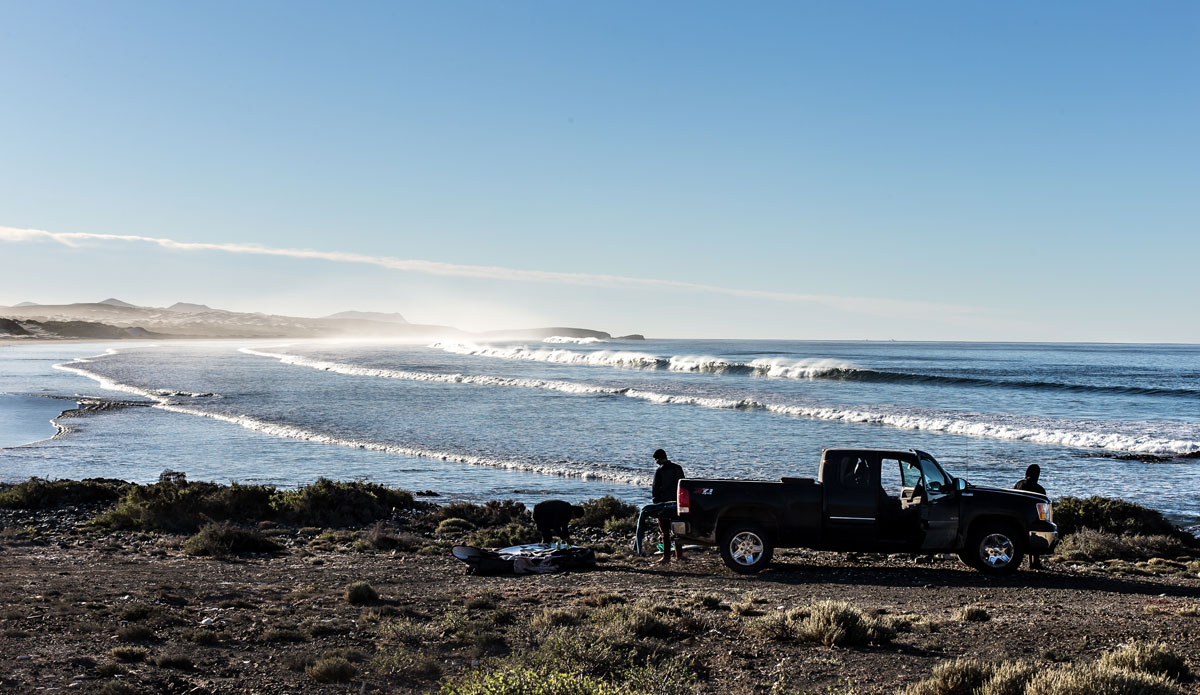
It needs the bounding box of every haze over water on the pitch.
[3,338,1198,532]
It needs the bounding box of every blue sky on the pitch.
[1,2,1196,341]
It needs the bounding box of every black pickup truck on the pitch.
[673,448,1057,575]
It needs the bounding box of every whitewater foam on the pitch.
[245,348,1200,456]
[55,349,652,486]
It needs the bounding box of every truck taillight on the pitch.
[1036,503,1051,521]
[677,486,690,514]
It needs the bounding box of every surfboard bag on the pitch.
[451,543,596,575]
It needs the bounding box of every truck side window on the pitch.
[900,460,923,489]
[839,456,870,488]
[918,455,951,495]
[881,458,905,494]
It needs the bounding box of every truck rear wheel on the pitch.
[959,522,1024,575]
[719,523,774,574]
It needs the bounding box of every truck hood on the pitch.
[964,485,1048,502]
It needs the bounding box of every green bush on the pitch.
[1054,496,1195,544]
[469,521,540,548]
[0,478,129,509]
[578,496,638,528]
[272,478,416,527]
[96,474,274,532]
[438,518,477,536]
[438,500,529,527]
[182,521,283,557]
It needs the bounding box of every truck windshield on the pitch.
[918,454,951,495]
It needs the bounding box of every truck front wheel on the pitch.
[719,523,774,574]
[960,522,1025,575]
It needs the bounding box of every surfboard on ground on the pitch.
[451,543,596,575]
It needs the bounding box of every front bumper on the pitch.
[1028,521,1058,553]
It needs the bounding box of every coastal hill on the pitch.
[0,300,633,342]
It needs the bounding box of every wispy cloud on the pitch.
[1,225,976,320]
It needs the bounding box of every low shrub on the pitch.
[344,581,379,605]
[578,495,638,528]
[99,683,138,695]
[440,666,624,695]
[182,521,283,557]
[1024,663,1180,695]
[955,606,991,622]
[0,477,129,509]
[901,658,995,695]
[1056,528,1190,562]
[437,499,529,528]
[532,607,584,631]
[307,656,358,683]
[273,478,417,527]
[1054,496,1195,545]
[116,625,155,642]
[96,473,275,532]
[791,601,894,647]
[151,652,193,670]
[262,627,307,643]
[438,518,476,536]
[372,643,444,680]
[109,646,148,662]
[469,521,540,548]
[1098,642,1190,681]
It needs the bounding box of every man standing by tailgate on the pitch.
[652,448,686,564]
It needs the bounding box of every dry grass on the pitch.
[307,656,358,683]
[1098,642,1191,681]
[955,606,991,622]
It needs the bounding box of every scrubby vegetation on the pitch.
[1054,496,1197,544]
[901,642,1191,695]
[89,472,426,532]
[748,600,895,647]
[0,477,130,509]
[1055,528,1190,562]
[182,521,282,556]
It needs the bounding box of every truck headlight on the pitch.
[1036,503,1051,521]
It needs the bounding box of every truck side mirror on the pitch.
[955,478,967,491]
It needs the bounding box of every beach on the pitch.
[1,497,1198,694]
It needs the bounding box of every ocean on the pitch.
[2,338,1198,531]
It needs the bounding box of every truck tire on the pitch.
[719,522,774,574]
[959,522,1025,575]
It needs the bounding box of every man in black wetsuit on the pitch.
[532,499,583,546]
[652,448,686,564]
[1014,464,1047,569]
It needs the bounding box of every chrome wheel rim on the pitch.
[980,533,1015,568]
[730,531,764,566]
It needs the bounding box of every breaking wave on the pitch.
[430,343,1200,397]
[54,350,651,486]
[243,348,1200,456]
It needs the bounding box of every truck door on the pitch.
[916,453,960,550]
[821,453,877,549]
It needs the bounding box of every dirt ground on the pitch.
[2,512,1199,695]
